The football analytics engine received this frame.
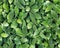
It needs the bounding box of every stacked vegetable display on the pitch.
[0,0,60,48]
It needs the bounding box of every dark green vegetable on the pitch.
[0,0,60,48]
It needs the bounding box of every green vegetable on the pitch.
[30,13,36,24]
[15,28,24,37]
[11,20,18,29]
[1,33,8,38]
[17,19,22,24]
[53,0,59,3]
[58,43,60,48]
[8,0,13,4]
[31,5,39,12]
[27,22,32,29]
[26,6,30,12]
[0,37,2,41]
[0,0,60,48]
[21,37,28,43]
[29,45,35,48]
[2,21,9,27]
[3,3,9,12]
[7,10,14,23]
[0,25,2,33]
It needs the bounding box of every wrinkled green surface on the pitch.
[0,0,60,48]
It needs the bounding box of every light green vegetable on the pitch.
[8,0,13,4]
[1,33,8,38]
